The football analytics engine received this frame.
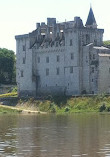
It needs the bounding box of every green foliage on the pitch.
[64,106,70,112]
[99,103,106,112]
[14,95,110,113]
[2,94,110,114]
[38,100,51,112]
[51,96,68,107]
[11,86,17,93]
[49,103,56,113]
[0,106,21,114]
[28,97,35,103]
[0,48,16,84]
[42,95,110,113]
[103,40,110,47]
[0,92,17,98]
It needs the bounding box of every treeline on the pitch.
[0,48,16,84]
[103,40,110,48]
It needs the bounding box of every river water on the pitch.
[0,113,110,157]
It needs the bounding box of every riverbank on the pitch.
[0,104,46,114]
[0,104,21,114]
[0,93,110,114]
[28,95,110,113]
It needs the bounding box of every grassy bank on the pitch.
[15,95,110,114]
[0,105,22,114]
[1,93,110,114]
[0,92,17,98]
[0,92,20,114]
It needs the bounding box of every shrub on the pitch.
[99,103,106,112]
[64,107,70,112]
[49,103,56,113]
[11,86,17,92]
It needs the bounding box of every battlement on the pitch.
[29,17,85,48]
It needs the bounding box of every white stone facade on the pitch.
[15,8,110,97]
[98,53,110,94]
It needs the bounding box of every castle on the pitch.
[15,7,110,97]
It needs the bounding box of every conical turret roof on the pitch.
[86,7,97,28]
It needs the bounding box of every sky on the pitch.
[0,0,110,52]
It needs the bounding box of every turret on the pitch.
[85,7,97,28]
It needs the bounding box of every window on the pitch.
[56,42,58,47]
[51,41,54,47]
[109,68,110,73]
[70,39,72,46]
[92,79,94,82]
[57,33,59,38]
[71,53,74,60]
[94,39,97,46]
[86,34,90,44]
[46,57,49,63]
[91,67,94,73]
[70,66,73,73]
[46,68,49,76]
[23,57,25,64]
[56,67,60,75]
[42,35,45,39]
[93,54,95,60]
[38,57,40,63]
[57,55,60,62]
[23,45,26,51]
[21,70,24,77]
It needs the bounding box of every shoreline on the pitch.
[0,104,47,114]
[0,94,110,114]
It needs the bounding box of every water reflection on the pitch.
[0,115,17,156]
[0,114,110,156]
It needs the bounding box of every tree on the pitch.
[0,48,16,84]
[103,40,110,48]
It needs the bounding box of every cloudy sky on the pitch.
[0,0,110,52]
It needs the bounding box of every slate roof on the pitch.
[86,7,97,26]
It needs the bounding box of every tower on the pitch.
[85,7,97,28]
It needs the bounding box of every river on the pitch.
[0,113,110,157]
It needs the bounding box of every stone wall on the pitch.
[98,54,110,93]
[15,17,105,97]
[16,35,36,97]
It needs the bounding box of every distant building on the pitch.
[15,7,110,97]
